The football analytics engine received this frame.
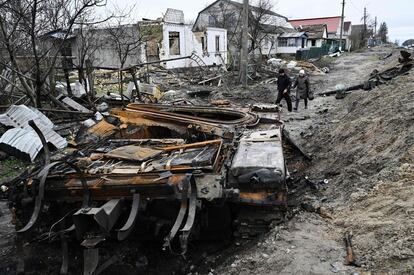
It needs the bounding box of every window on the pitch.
[169,31,180,55]
[278,37,288,47]
[201,36,208,53]
[311,39,316,47]
[215,35,220,52]
[287,38,297,47]
[209,16,216,26]
[201,37,205,51]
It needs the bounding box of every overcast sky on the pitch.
[104,0,413,43]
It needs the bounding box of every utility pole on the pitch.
[362,7,367,46]
[339,0,345,51]
[363,7,367,36]
[374,16,377,36]
[239,0,249,88]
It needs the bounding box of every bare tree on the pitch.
[0,0,106,107]
[104,5,158,96]
[207,1,242,55]
[248,0,277,55]
[206,0,278,62]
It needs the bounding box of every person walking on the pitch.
[292,69,310,111]
[275,69,292,112]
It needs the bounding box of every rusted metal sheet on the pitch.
[87,120,118,137]
[104,145,163,161]
[126,103,259,125]
[111,103,259,139]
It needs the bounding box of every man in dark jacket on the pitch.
[292,69,310,110]
[275,69,292,112]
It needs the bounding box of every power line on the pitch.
[348,0,362,13]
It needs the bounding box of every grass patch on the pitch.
[0,157,28,182]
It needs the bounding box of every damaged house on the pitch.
[192,0,295,61]
[71,24,145,69]
[297,24,329,48]
[69,9,228,70]
[142,8,228,69]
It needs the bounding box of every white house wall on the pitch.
[306,39,324,47]
[260,35,279,55]
[277,46,302,54]
[160,23,227,69]
[161,23,188,68]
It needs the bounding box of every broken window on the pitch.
[215,35,220,52]
[311,39,316,47]
[201,36,208,53]
[169,31,180,55]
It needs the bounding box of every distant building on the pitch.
[276,32,309,54]
[143,8,228,69]
[193,0,294,59]
[289,16,352,51]
[350,24,376,49]
[296,24,328,48]
[69,9,227,70]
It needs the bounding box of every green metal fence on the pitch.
[295,44,331,60]
[295,39,348,60]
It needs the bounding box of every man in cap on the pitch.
[275,69,292,112]
[292,69,310,110]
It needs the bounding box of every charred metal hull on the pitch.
[7,103,287,274]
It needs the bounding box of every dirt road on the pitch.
[210,46,414,275]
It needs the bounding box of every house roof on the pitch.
[40,29,76,40]
[196,0,288,20]
[226,0,288,20]
[289,16,341,33]
[344,21,351,32]
[261,24,292,34]
[279,32,308,38]
[297,24,327,39]
[193,0,290,32]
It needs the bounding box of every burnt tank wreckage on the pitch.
[7,103,289,274]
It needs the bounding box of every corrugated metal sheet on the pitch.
[0,128,43,161]
[0,105,54,128]
[0,105,67,161]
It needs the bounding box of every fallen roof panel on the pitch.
[0,105,54,129]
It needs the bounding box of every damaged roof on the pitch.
[297,24,328,39]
